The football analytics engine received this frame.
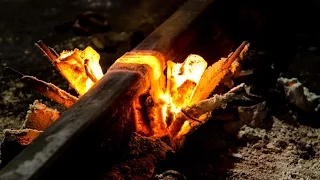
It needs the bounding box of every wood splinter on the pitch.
[35,40,59,62]
[21,76,78,108]
[5,67,78,108]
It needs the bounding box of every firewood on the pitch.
[0,101,60,167]
[23,100,60,131]
[169,83,246,138]
[21,76,78,108]
[35,40,59,62]
[183,83,246,119]
[5,67,78,108]
[190,41,249,105]
[36,40,104,96]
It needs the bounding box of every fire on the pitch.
[51,44,247,141]
[159,55,207,132]
[53,47,207,137]
[54,46,103,96]
[166,55,207,105]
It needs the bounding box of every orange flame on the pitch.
[159,54,207,133]
[54,48,214,138]
[54,46,103,96]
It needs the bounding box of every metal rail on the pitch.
[0,0,216,179]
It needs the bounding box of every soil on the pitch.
[1,0,320,179]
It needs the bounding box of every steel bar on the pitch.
[0,0,216,179]
[133,0,215,60]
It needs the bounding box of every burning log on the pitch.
[103,83,250,179]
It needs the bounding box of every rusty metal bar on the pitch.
[133,0,215,60]
[0,0,216,179]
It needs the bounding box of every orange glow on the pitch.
[109,52,207,138]
[54,46,103,96]
[112,51,166,101]
[159,54,207,127]
[53,46,227,140]
[168,54,207,107]
[176,121,191,138]
[171,54,207,88]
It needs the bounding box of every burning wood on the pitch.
[23,100,60,131]
[35,40,104,96]
[169,83,246,140]
[2,40,250,178]
[5,40,249,142]
[166,54,208,108]
[161,41,249,141]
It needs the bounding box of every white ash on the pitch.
[277,77,320,112]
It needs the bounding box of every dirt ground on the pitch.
[1,0,320,179]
